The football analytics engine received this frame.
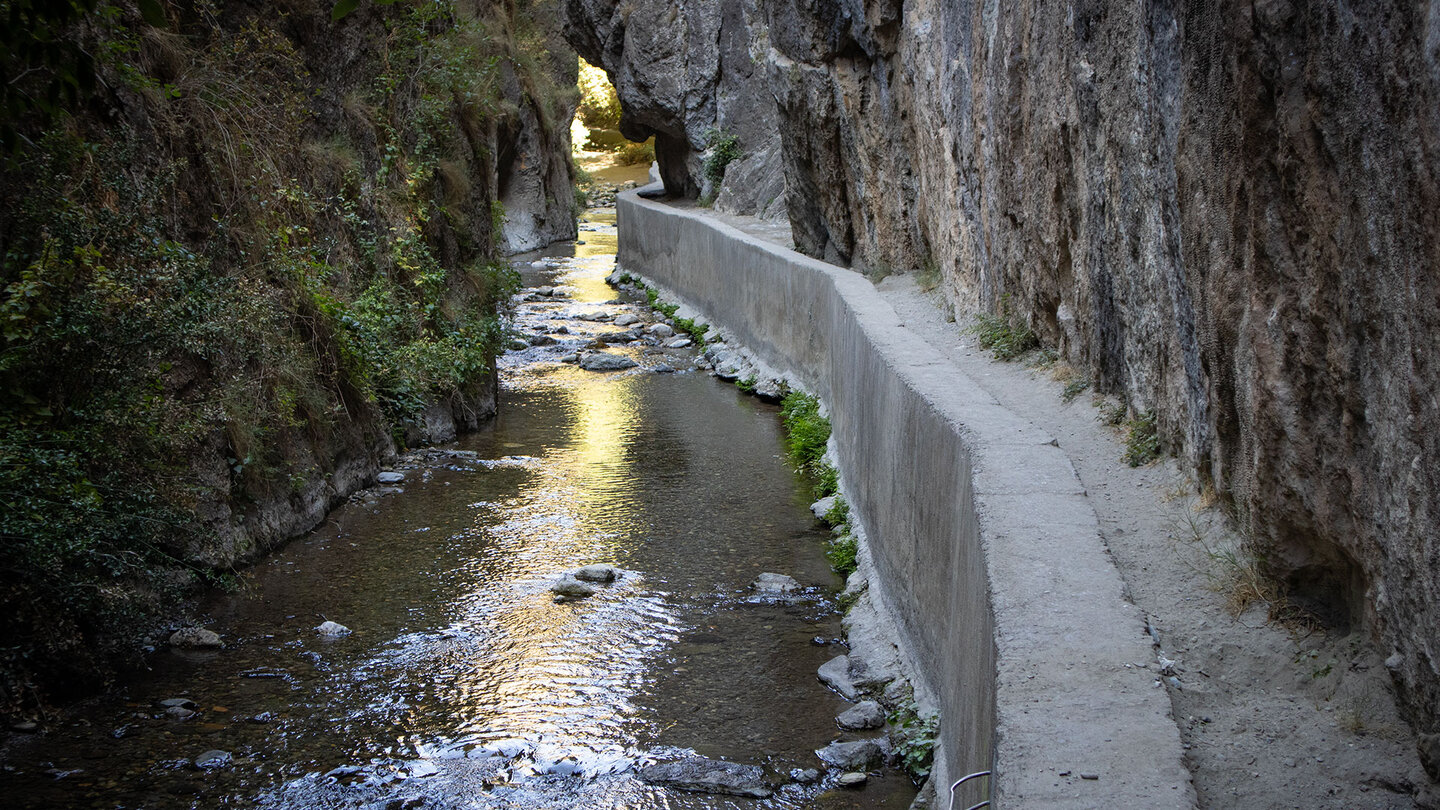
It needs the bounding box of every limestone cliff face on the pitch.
[564,0,1440,769]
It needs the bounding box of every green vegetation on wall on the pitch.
[0,0,561,717]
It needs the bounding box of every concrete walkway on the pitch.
[618,190,1197,807]
[628,193,1428,810]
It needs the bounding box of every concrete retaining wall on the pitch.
[618,189,1195,807]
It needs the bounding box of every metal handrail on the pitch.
[948,770,992,810]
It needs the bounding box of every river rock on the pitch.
[664,337,692,348]
[376,471,405,484]
[638,756,772,798]
[753,572,799,594]
[574,310,609,322]
[815,738,888,771]
[646,323,675,338]
[316,620,351,636]
[789,767,821,784]
[573,564,619,583]
[817,655,858,700]
[193,750,232,770]
[551,575,597,599]
[579,352,638,371]
[838,771,869,787]
[614,313,640,326]
[535,286,555,296]
[836,700,886,730]
[169,627,223,649]
[159,698,197,709]
[810,495,837,521]
[529,333,558,346]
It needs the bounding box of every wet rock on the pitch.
[111,723,137,738]
[535,286,555,297]
[579,352,638,372]
[193,750,232,770]
[614,313,641,327]
[248,712,274,724]
[376,472,405,484]
[836,700,886,730]
[529,333,558,346]
[815,739,888,771]
[169,627,223,649]
[558,353,579,364]
[551,575,597,599]
[573,564,619,583]
[507,338,530,351]
[647,323,675,338]
[837,771,869,787]
[316,620,351,637]
[664,337,693,348]
[810,495,837,521]
[166,706,197,720]
[753,572,799,594]
[574,310,610,322]
[790,767,821,784]
[159,698,197,710]
[598,330,639,344]
[818,655,858,700]
[639,756,772,798]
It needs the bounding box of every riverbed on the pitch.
[0,204,916,810]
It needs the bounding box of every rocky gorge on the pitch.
[561,0,1440,792]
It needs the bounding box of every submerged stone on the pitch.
[169,628,223,649]
[573,564,619,583]
[316,620,351,636]
[639,756,772,798]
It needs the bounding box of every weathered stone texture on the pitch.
[567,0,1440,772]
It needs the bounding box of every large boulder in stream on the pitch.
[579,351,638,372]
[638,756,772,798]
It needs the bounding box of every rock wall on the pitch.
[565,0,1440,764]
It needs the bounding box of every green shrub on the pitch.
[826,534,858,578]
[702,127,742,186]
[614,138,655,165]
[779,391,830,475]
[823,494,850,528]
[889,701,941,783]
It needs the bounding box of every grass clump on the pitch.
[813,463,839,499]
[967,295,1038,361]
[1123,411,1161,466]
[779,391,830,476]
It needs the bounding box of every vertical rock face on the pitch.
[560,0,786,216]
[564,0,1440,770]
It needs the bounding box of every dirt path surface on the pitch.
[874,274,1430,809]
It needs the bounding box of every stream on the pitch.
[0,202,917,810]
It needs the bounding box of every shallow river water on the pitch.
[1,209,916,809]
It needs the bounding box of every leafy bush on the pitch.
[826,534,858,578]
[703,128,742,186]
[889,701,941,783]
[614,138,656,165]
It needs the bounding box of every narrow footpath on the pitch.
[685,202,1430,809]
